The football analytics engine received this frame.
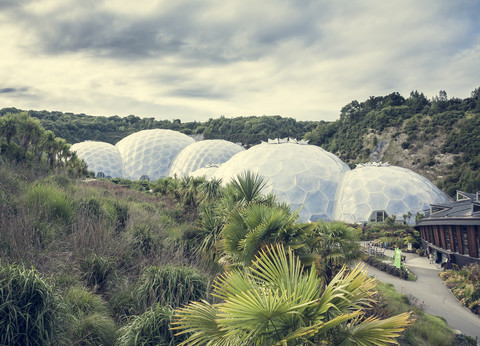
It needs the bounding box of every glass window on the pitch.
[444,229,450,250]
[475,226,480,258]
[452,226,459,253]
[461,226,469,255]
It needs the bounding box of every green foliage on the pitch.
[133,265,208,313]
[0,262,58,345]
[103,199,129,233]
[363,255,410,280]
[226,170,268,205]
[63,286,117,345]
[173,244,413,345]
[440,263,480,316]
[25,182,74,224]
[80,253,116,292]
[117,304,184,346]
[374,282,458,345]
[221,202,311,267]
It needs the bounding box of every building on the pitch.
[416,191,480,267]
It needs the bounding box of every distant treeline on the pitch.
[0,108,319,147]
[1,86,479,194]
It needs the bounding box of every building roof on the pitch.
[416,191,480,227]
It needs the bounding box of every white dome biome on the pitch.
[70,141,123,178]
[115,129,194,180]
[169,140,244,177]
[333,163,451,225]
[213,142,350,222]
[190,165,221,180]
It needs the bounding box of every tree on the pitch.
[220,202,314,267]
[0,113,18,154]
[311,222,362,282]
[173,244,413,345]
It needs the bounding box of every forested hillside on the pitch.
[2,87,479,195]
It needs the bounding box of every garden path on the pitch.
[362,247,480,343]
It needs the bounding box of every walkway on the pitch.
[362,245,480,342]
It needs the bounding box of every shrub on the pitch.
[80,254,116,292]
[364,255,409,280]
[103,200,129,233]
[130,224,158,256]
[116,304,185,346]
[0,262,58,345]
[25,183,74,225]
[133,265,208,313]
[63,286,117,346]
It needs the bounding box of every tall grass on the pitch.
[25,183,74,224]
[116,304,184,346]
[63,286,117,345]
[0,262,58,345]
[133,265,208,313]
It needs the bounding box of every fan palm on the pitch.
[312,222,363,282]
[172,244,413,345]
[220,202,315,267]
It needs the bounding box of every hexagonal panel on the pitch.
[333,163,451,224]
[169,140,244,177]
[213,142,350,222]
[71,141,123,178]
[116,129,194,180]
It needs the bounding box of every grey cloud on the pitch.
[14,0,330,63]
[0,87,29,94]
[168,88,228,99]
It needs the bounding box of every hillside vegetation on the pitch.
[0,112,474,343]
[2,87,479,196]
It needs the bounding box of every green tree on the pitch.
[173,244,413,345]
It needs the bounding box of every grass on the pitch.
[116,304,184,346]
[133,265,209,313]
[373,282,464,345]
[0,262,58,345]
[63,286,117,345]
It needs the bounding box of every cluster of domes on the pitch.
[72,131,451,224]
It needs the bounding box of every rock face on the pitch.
[370,139,389,162]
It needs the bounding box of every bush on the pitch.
[80,254,116,292]
[116,304,185,346]
[25,183,74,224]
[133,265,208,313]
[364,255,409,280]
[0,262,58,345]
[63,287,117,346]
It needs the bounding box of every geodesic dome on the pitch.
[190,165,221,180]
[213,142,350,222]
[333,163,451,225]
[169,140,244,177]
[70,141,123,178]
[115,129,194,180]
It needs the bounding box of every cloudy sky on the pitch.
[1,0,479,122]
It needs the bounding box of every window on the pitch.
[475,226,480,259]
[461,226,469,255]
[369,210,388,222]
[452,226,459,253]
[444,229,450,250]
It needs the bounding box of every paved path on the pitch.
[361,245,480,342]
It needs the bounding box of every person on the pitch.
[429,252,433,264]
